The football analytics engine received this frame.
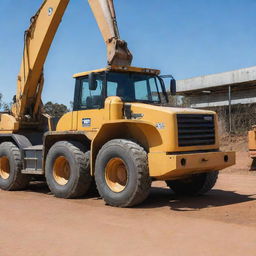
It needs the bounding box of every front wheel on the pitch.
[166,171,219,196]
[95,139,151,207]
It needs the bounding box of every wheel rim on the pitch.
[53,156,71,185]
[105,158,128,193]
[0,156,10,180]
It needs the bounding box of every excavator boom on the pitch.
[10,0,132,128]
[12,0,70,121]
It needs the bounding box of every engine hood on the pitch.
[127,102,219,152]
[129,103,215,116]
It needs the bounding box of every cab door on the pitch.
[73,74,108,138]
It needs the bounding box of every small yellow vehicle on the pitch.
[0,0,235,207]
[248,127,256,160]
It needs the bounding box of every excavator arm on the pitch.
[88,0,132,66]
[12,0,70,122]
[10,0,132,128]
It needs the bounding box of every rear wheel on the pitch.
[166,171,219,196]
[95,139,151,207]
[45,141,92,198]
[0,142,30,190]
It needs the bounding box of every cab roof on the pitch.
[73,65,160,78]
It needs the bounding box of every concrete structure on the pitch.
[177,66,256,108]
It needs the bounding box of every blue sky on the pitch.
[0,0,255,107]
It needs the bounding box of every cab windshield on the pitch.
[106,72,167,104]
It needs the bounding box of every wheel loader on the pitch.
[0,0,235,207]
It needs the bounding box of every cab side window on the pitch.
[107,81,118,97]
[149,77,160,101]
[79,76,104,109]
[134,80,149,101]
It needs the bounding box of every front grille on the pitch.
[177,114,215,147]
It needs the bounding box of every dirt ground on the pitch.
[1,140,256,256]
[220,134,254,173]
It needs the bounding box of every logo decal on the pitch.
[82,118,91,127]
[156,123,165,129]
[204,116,213,121]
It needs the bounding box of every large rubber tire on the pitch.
[95,139,151,207]
[166,171,219,196]
[45,141,92,199]
[0,142,30,190]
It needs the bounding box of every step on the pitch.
[21,169,44,175]
[23,145,43,175]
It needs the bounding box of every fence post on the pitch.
[228,86,232,133]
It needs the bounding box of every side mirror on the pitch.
[89,73,98,91]
[170,79,176,95]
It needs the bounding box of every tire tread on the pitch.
[96,139,151,207]
[46,141,91,199]
[166,171,219,196]
[0,142,29,190]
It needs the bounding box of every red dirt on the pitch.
[221,134,256,173]
[1,137,256,256]
[1,171,256,256]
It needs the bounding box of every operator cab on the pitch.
[72,66,172,111]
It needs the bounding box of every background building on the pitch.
[176,66,256,133]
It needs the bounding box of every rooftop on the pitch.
[177,66,256,95]
[73,65,160,78]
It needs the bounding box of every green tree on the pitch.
[0,93,3,110]
[0,93,11,112]
[44,101,69,118]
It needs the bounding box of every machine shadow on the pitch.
[137,186,256,211]
[26,181,100,199]
[250,158,256,171]
[27,181,51,195]
[27,181,256,210]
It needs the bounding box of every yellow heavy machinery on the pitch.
[0,0,235,207]
[248,128,256,159]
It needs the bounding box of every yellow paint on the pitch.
[105,157,128,192]
[248,129,256,158]
[104,96,123,120]
[88,0,132,65]
[0,114,19,131]
[148,151,236,180]
[53,156,71,185]
[56,97,235,178]
[56,112,73,131]
[0,156,10,180]
[128,103,219,152]
[248,129,256,150]
[12,0,70,120]
[73,65,160,78]
[58,101,218,153]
